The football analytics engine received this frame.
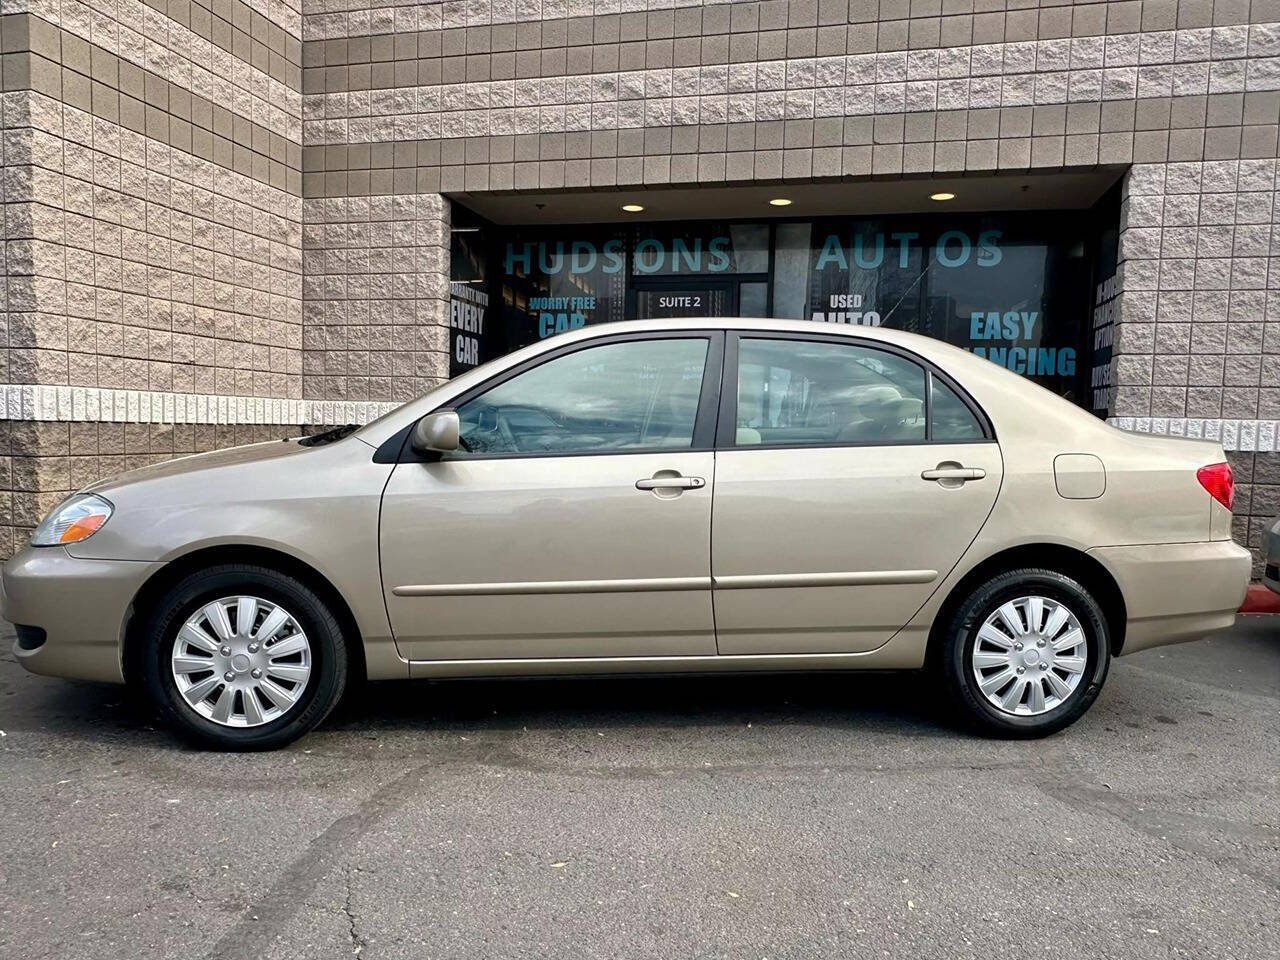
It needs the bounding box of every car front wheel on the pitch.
[141,564,348,750]
[939,568,1111,737]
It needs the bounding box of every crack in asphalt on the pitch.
[145,739,1074,793]
[202,742,555,960]
[343,865,365,957]
[196,738,1141,960]
[1036,776,1279,891]
[1028,732,1279,891]
[205,739,1046,959]
[456,740,1071,781]
[204,758,441,960]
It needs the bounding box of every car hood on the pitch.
[82,437,354,498]
[63,431,391,564]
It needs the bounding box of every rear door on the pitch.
[711,333,1003,655]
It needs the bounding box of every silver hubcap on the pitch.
[971,596,1088,717]
[171,596,312,728]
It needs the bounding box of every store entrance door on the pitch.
[630,279,737,319]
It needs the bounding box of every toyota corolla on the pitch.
[3,319,1251,749]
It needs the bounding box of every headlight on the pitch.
[31,494,114,546]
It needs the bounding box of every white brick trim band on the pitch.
[0,386,398,427]
[2,388,1274,452]
[1108,417,1280,452]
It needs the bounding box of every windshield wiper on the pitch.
[297,424,359,446]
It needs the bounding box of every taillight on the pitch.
[1196,461,1234,511]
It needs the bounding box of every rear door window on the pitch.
[733,338,928,446]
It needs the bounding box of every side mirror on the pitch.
[411,409,460,455]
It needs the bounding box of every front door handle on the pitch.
[636,475,706,491]
[921,465,986,482]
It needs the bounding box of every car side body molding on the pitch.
[392,570,940,597]
[391,576,711,596]
[712,570,939,589]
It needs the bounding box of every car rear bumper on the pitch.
[1089,540,1252,655]
[2,545,161,684]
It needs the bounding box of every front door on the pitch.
[379,333,723,662]
[711,334,1003,655]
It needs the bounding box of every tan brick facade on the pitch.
[0,0,316,550]
[301,190,451,402]
[0,0,1277,571]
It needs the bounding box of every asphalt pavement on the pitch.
[1,618,1276,960]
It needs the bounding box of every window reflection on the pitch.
[456,339,708,456]
[487,213,1095,402]
[736,339,927,446]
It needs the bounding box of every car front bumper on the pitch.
[2,545,162,684]
[1265,518,1280,596]
[1089,539,1252,655]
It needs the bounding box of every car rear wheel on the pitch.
[141,564,348,750]
[938,568,1110,738]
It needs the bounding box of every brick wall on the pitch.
[0,7,306,396]
[1231,449,1280,575]
[0,1,414,550]
[0,0,1276,573]
[299,1,1280,194]
[300,191,451,402]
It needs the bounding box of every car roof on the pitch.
[562,316,892,336]
[548,315,978,364]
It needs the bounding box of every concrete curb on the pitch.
[1240,584,1280,615]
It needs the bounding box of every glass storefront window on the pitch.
[772,222,811,320]
[805,219,930,331]
[461,202,1113,406]
[739,281,768,317]
[630,223,770,276]
[920,225,1087,405]
[502,231,629,347]
[776,215,1091,398]
[448,209,491,376]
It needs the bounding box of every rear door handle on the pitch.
[636,475,706,490]
[921,466,986,482]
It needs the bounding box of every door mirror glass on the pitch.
[412,410,460,454]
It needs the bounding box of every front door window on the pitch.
[455,338,710,456]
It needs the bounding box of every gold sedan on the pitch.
[3,320,1251,749]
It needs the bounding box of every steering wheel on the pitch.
[495,412,519,452]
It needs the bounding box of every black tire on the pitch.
[938,568,1110,738]
[140,564,348,750]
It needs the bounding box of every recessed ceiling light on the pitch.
[768,197,793,206]
[621,203,645,212]
[930,192,956,201]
